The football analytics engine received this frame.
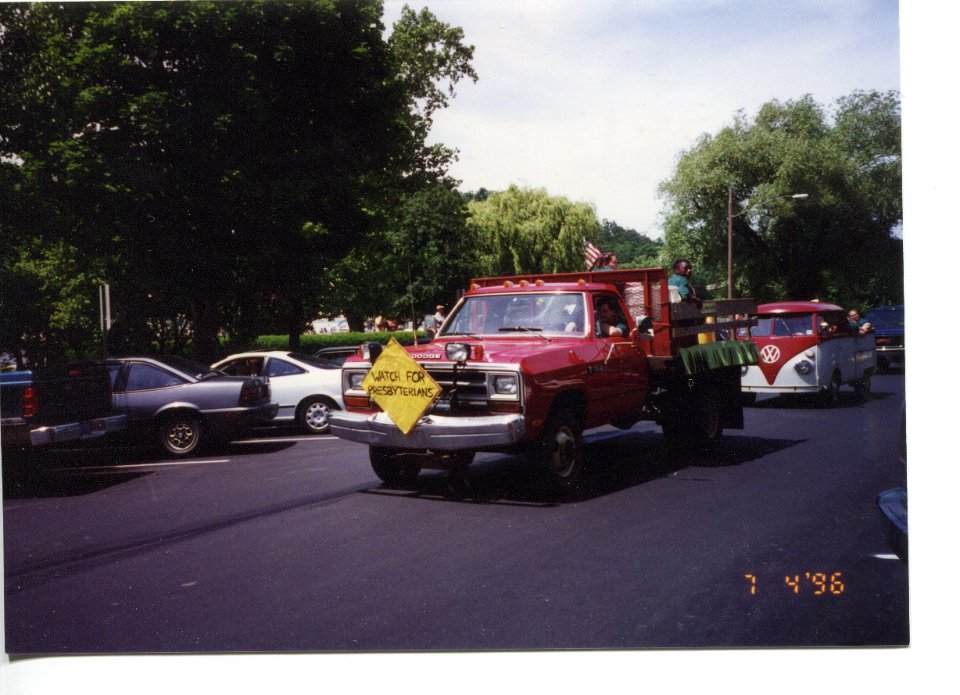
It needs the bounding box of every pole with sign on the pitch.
[99,283,111,356]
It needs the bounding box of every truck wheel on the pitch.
[662,390,722,450]
[297,397,336,434]
[693,389,723,446]
[159,414,202,456]
[369,446,422,485]
[538,409,584,490]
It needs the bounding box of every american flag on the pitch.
[582,241,603,269]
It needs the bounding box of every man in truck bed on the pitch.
[329,267,759,491]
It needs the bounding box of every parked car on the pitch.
[864,304,904,373]
[877,401,907,561]
[69,356,276,456]
[1,370,34,450]
[313,345,360,368]
[212,351,343,434]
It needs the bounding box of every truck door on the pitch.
[588,294,644,421]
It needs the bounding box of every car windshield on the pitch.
[440,292,588,337]
[864,306,904,329]
[156,355,223,380]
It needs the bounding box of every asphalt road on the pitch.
[3,373,908,653]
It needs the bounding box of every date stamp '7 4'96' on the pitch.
[744,572,846,596]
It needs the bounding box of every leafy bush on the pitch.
[251,332,429,352]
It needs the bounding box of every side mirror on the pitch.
[634,315,654,338]
[361,342,384,363]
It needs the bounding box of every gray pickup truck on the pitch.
[1,365,127,453]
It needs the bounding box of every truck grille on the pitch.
[423,367,490,402]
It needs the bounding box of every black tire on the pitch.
[662,389,723,451]
[158,414,202,457]
[692,389,723,446]
[537,409,584,490]
[369,446,422,485]
[297,397,337,434]
[854,373,872,402]
[819,371,842,407]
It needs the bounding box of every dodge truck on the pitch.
[329,267,759,489]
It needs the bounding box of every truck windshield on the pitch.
[440,293,588,337]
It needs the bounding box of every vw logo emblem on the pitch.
[760,345,781,364]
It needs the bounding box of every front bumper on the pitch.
[30,414,128,447]
[741,384,820,394]
[329,410,526,451]
[875,346,905,366]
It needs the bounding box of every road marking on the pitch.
[872,553,901,560]
[238,435,338,444]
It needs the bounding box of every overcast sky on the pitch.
[383,0,901,239]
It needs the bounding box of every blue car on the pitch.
[864,305,904,373]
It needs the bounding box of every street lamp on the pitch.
[727,188,808,299]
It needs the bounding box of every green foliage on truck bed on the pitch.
[678,340,759,376]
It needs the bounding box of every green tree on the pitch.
[315,183,471,331]
[466,186,602,276]
[1,1,476,359]
[598,220,664,268]
[658,91,902,307]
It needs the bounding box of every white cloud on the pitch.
[385,0,900,237]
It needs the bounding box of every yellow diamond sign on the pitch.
[361,337,442,435]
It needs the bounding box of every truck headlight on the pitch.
[348,371,367,390]
[794,360,813,375]
[446,343,471,362]
[492,374,518,395]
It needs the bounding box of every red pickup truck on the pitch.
[329,268,758,489]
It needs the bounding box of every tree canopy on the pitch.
[658,91,902,307]
[465,185,603,277]
[0,0,476,362]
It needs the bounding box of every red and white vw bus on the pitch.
[739,301,875,404]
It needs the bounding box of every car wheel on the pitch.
[159,414,202,456]
[537,409,584,490]
[370,446,422,485]
[297,397,337,434]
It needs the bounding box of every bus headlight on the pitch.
[794,360,813,375]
